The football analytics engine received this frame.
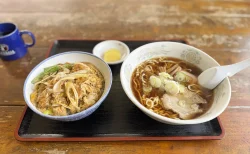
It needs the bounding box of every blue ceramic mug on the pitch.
[0,23,35,61]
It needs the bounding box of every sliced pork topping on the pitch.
[161,92,205,119]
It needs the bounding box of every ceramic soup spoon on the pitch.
[198,58,250,90]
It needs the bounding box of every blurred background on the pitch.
[1,0,250,54]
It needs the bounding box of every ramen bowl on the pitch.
[120,42,231,125]
[23,52,112,121]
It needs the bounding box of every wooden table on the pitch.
[1,0,250,153]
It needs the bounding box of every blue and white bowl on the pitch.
[23,51,112,121]
[120,42,231,125]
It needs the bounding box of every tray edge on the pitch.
[14,107,225,141]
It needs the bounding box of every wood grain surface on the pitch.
[1,0,250,153]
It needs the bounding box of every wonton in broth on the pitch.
[131,57,213,120]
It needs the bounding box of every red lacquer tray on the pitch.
[15,39,224,141]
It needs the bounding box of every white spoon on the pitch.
[198,58,250,90]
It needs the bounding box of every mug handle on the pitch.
[19,30,36,48]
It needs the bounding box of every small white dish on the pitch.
[93,40,130,65]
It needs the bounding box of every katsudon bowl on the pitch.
[23,52,112,121]
[120,42,231,125]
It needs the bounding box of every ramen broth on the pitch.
[131,57,213,120]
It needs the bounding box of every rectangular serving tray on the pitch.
[15,39,224,141]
